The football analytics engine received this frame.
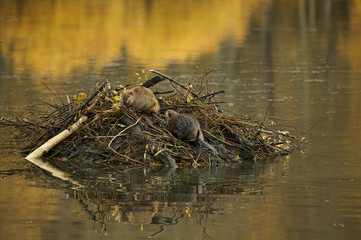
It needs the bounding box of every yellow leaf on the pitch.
[187,94,193,102]
[76,92,88,103]
[185,207,191,217]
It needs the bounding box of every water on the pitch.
[1,0,361,239]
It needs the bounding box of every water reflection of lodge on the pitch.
[69,173,262,228]
[0,0,264,76]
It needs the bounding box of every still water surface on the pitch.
[1,0,361,239]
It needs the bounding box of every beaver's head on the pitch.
[121,89,135,107]
[165,110,178,124]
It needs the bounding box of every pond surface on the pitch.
[1,0,361,239]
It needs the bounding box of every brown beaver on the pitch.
[121,86,161,120]
[165,110,218,155]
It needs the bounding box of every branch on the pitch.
[153,90,175,95]
[141,76,166,88]
[108,117,142,148]
[149,69,201,100]
[26,115,88,160]
[59,79,109,129]
[199,90,225,100]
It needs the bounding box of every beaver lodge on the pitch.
[1,70,301,173]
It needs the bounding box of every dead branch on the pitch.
[142,76,166,88]
[150,69,201,100]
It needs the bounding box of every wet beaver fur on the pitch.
[165,110,218,155]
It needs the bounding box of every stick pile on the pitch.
[1,71,300,171]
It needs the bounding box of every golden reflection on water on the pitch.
[0,175,59,239]
[2,0,361,239]
[0,0,266,76]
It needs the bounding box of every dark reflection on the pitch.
[53,165,263,236]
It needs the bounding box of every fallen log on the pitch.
[25,115,88,161]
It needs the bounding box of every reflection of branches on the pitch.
[0,169,26,177]
[201,202,213,240]
[148,213,185,238]
[20,166,266,238]
[78,198,107,233]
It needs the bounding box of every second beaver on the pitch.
[165,110,218,155]
[121,86,161,119]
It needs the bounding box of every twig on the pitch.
[200,69,216,86]
[199,90,225,100]
[35,81,108,143]
[42,81,64,106]
[106,145,143,164]
[198,69,217,95]
[108,117,142,148]
[46,68,65,105]
[203,129,247,150]
[256,105,270,136]
[300,118,324,138]
[205,101,226,105]
[59,79,109,130]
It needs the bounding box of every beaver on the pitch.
[165,110,218,155]
[121,86,162,120]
